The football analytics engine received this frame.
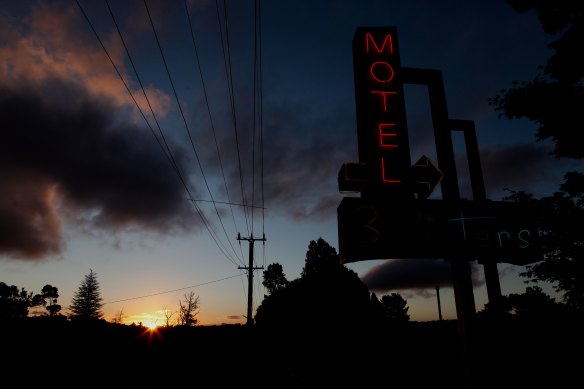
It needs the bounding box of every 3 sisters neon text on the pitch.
[352,202,535,258]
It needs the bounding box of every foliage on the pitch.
[262,262,289,296]
[111,308,126,324]
[379,293,410,323]
[300,237,341,278]
[254,238,393,387]
[489,76,584,159]
[478,286,565,320]
[255,238,385,332]
[489,0,584,159]
[490,1,584,315]
[178,291,199,326]
[161,305,176,327]
[504,180,584,312]
[507,286,565,318]
[0,282,44,319]
[0,282,62,319]
[40,284,61,316]
[69,269,104,321]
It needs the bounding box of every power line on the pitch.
[75,0,168,164]
[183,0,245,263]
[254,0,266,272]
[188,198,265,209]
[105,0,239,267]
[104,0,176,174]
[76,0,242,267]
[78,0,268,302]
[215,0,250,235]
[103,274,242,305]
[143,0,243,265]
[258,0,266,238]
[251,0,258,234]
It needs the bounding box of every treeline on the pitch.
[0,268,202,326]
[1,237,582,389]
[1,236,581,324]
[0,282,61,319]
[0,269,103,322]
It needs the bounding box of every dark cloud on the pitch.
[259,101,356,221]
[225,315,241,320]
[361,258,483,296]
[0,77,198,260]
[202,98,356,223]
[0,170,63,259]
[460,143,572,200]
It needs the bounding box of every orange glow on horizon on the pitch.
[123,311,166,328]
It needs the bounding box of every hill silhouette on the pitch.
[2,315,581,388]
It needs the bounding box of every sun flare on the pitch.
[125,311,165,329]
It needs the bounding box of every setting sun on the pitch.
[125,311,166,329]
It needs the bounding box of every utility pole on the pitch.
[436,286,443,321]
[237,233,265,327]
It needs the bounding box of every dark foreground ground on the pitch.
[1,316,581,388]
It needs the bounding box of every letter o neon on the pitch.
[370,61,394,83]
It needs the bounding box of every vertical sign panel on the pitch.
[352,27,412,200]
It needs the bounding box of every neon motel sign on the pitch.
[337,27,542,265]
[340,26,413,198]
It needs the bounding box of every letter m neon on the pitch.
[365,32,393,54]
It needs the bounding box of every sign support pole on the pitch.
[450,119,503,312]
[338,27,539,389]
[403,67,476,389]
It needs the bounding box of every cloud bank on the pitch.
[0,3,195,260]
[361,258,484,297]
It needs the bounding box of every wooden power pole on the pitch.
[436,286,443,321]
[237,233,265,326]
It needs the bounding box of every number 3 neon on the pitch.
[358,205,380,243]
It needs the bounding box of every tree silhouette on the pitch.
[369,292,385,320]
[1,282,33,319]
[69,269,104,321]
[524,183,584,312]
[111,308,126,324]
[178,291,199,326]
[380,293,410,323]
[0,282,45,319]
[489,0,584,159]
[41,284,61,316]
[254,239,387,387]
[507,286,565,319]
[262,262,289,296]
[161,305,176,327]
[300,237,340,278]
[491,0,584,314]
[255,238,383,331]
[504,184,584,312]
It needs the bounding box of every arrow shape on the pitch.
[338,162,368,193]
[410,155,443,200]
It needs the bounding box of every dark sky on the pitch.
[0,0,580,323]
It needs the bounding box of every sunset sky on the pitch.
[1,0,582,327]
